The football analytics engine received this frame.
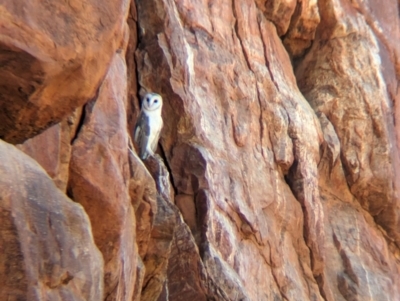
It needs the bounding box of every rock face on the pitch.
[0,0,400,301]
[68,52,138,301]
[0,140,103,301]
[0,0,129,143]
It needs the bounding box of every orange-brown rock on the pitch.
[283,0,320,58]
[129,151,158,262]
[136,0,400,300]
[295,0,400,299]
[0,0,129,143]
[256,0,297,36]
[126,1,141,135]
[158,215,208,301]
[139,156,178,301]
[136,1,324,300]
[0,140,103,301]
[68,52,139,301]
[17,109,82,192]
[1,0,400,300]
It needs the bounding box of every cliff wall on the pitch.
[0,0,399,300]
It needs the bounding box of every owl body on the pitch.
[134,93,163,160]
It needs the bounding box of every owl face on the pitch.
[142,93,163,112]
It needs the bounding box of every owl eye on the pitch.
[154,100,158,103]
[146,97,150,103]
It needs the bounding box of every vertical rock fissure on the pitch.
[66,103,88,202]
[256,88,266,160]
[285,129,327,300]
[127,0,141,126]
[257,19,280,93]
[231,0,267,162]
[70,84,101,145]
[231,0,252,71]
[158,143,177,196]
[70,103,87,145]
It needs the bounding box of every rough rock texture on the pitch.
[1,0,400,300]
[0,0,129,143]
[140,157,177,301]
[295,0,400,299]
[157,214,208,301]
[135,0,400,300]
[68,52,139,301]
[16,110,82,192]
[136,0,324,300]
[0,140,103,301]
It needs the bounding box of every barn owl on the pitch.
[134,92,163,160]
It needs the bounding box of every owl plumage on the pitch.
[134,92,163,160]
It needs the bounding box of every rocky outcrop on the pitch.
[67,52,138,301]
[0,0,129,143]
[135,0,400,300]
[17,111,81,192]
[0,140,103,301]
[0,0,400,300]
[135,1,324,299]
[295,0,400,299]
[139,157,177,300]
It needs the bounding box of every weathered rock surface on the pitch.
[157,213,208,301]
[16,109,82,192]
[140,156,178,301]
[295,0,400,299]
[68,52,139,301]
[0,140,103,301]
[0,0,129,143]
[136,0,323,300]
[136,0,400,300]
[1,0,400,300]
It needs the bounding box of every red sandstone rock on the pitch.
[283,0,320,58]
[0,140,103,301]
[0,0,129,143]
[256,0,297,36]
[129,151,158,260]
[68,53,138,301]
[136,0,400,300]
[126,1,141,136]
[17,109,82,192]
[158,215,208,301]
[140,156,178,301]
[295,0,400,299]
[2,0,400,300]
[136,1,324,300]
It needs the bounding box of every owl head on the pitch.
[142,93,163,112]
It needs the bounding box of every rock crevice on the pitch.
[1,0,400,300]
